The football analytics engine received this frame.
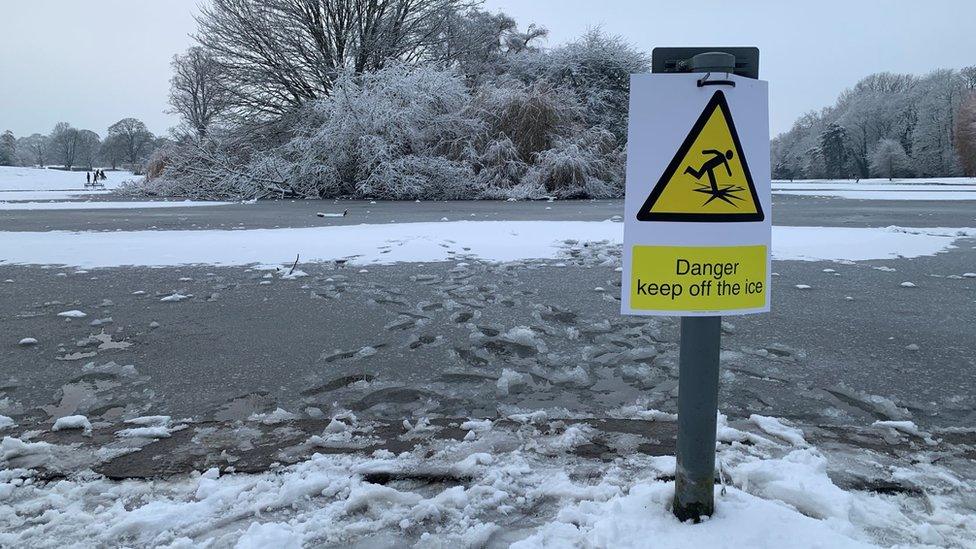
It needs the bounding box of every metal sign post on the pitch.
[621,47,769,522]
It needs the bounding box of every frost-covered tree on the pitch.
[771,69,971,179]
[169,47,229,137]
[960,66,976,91]
[509,28,648,140]
[870,138,912,179]
[107,118,155,165]
[429,10,546,84]
[195,0,471,119]
[910,70,963,176]
[819,123,850,179]
[17,133,47,167]
[49,122,82,170]
[953,93,976,176]
[0,131,16,166]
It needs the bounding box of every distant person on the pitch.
[86,172,91,186]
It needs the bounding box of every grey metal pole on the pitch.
[671,51,735,522]
[673,316,722,521]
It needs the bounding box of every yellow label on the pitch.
[637,91,763,223]
[630,245,767,312]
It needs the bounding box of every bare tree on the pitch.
[169,47,229,137]
[18,133,48,167]
[99,134,127,170]
[107,118,155,164]
[76,130,101,170]
[194,0,472,119]
[49,122,82,170]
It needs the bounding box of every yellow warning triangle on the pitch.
[637,90,764,222]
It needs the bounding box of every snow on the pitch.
[1,222,973,269]
[774,177,976,187]
[1,412,973,547]
[514,479,873,548]
[775,189,976,201]
[235,522,302,549]
[17,337,37,346]
[0,190,113,201]
[56,310,86,318]
[0,166,137,191]
[772,179,976,200]
[51,415,92,433]
[772,226,976,262]
[749,415,807,447]
[116,426,173,439]
[248,408,298,425]
[872,420,936,445]
[0,416,15,430]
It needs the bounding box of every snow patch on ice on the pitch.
[2,223,973,268]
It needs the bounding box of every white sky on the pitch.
[1,1,974,138]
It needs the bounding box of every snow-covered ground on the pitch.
[0,221,972,268]
[774,177,976,186]
[1,412,971,547]
[0,166,136,191]
[0,166,236,209]
[0,190,115,201]
[772,178,976,200]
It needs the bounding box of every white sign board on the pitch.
[621,74,771,316]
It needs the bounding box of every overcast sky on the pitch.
[2,1,974,138]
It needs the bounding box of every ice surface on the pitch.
[0,200,233,210]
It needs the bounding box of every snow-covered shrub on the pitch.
[267,64,484,199]
[473,80,583,162]
[143,145,173,181]
[360,155,476,200]
[528,128,623,198]
[120,136,269,200]
[475,137,528,190]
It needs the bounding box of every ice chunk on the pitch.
[52,415,92,433]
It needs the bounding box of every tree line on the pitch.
[0,118,165,172]
[772,68,976,180]
[7,1,971,191]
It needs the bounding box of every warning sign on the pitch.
[621,74,771,316]
[630,245,767,311]
[637,91,764,222]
